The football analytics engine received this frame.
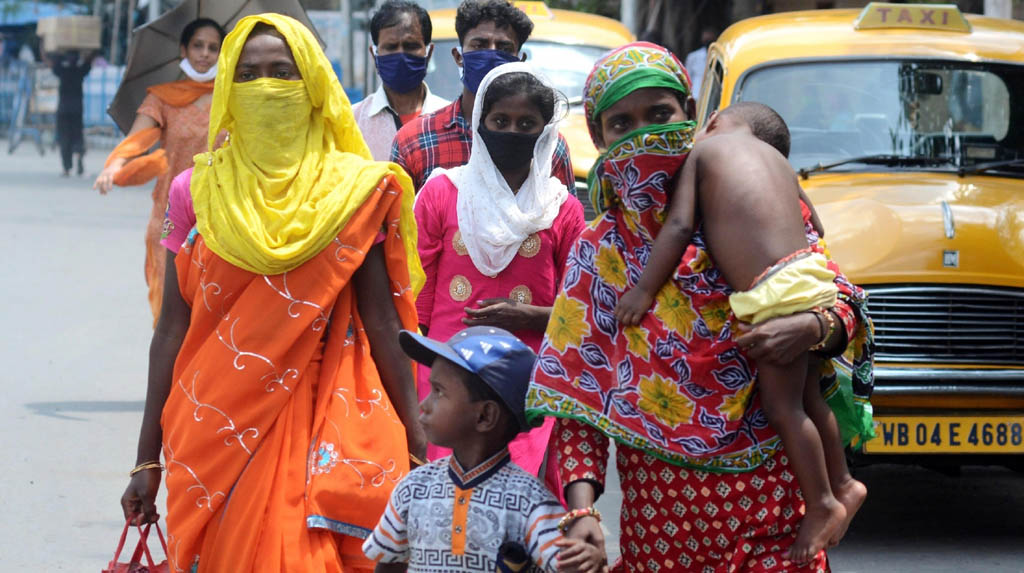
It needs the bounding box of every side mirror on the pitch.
[914,71,944,95]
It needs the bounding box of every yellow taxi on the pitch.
[427,2,633,205]
[697,3,1024,463]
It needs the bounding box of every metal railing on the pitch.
[2,60,124,148]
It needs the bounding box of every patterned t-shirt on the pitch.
[363,448,564,572]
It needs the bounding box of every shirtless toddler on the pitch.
[615,102,866,564]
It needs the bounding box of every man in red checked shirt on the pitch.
[390,0,574,192]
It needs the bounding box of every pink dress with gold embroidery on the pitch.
[414,173,585,478]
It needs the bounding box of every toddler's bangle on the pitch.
[129,461,164,477]
[409,454,427,467]
[557,507,602,534]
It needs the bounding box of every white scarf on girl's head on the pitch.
[436,62,569,277]
[180,58,218,83]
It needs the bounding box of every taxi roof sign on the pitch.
[855,3,971,33]
[514,1,554,20]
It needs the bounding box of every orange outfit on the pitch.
[104,127,167,185]
[153,12,424,570]
[163,175,417,572]
[104,80,214,322]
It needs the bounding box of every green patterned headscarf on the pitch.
[582,41,693,149]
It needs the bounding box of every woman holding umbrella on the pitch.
[93,18,225,322]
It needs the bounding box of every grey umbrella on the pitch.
[107,0,322,134]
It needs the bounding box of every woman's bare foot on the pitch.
[786,498,845,565]
[829,477,867,546]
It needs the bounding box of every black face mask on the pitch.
[478,125,541,172]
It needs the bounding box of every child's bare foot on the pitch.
[786,498,845,564]
[829,477,867,546]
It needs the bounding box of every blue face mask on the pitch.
[375,51,429,94]
[459,49,520,94]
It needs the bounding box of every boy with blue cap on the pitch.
[363,326,604,572]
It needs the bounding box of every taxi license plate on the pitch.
[863,416,1024,454]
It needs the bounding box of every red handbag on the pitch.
[102,520,169,573]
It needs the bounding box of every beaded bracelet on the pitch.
[557,507,602,534]
[808,307,837,352]
[129,461,164,477]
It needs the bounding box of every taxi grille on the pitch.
[867,285,1024,365]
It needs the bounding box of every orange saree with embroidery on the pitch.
[162,175,416,572]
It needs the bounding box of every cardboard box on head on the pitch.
[37,16,101,53]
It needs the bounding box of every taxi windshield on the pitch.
[737,60,1024,176]
[425,40,610,103]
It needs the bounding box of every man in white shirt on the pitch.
[352,1,450,161]
[684,27,717,100]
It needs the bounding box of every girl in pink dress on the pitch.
[413,63,585,495]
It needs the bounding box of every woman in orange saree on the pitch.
[94,18,225,322]
[119,14,427,572]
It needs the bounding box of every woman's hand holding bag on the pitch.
[121,469,162,526]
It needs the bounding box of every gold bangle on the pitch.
[557,506,602,534]
[808,307,836,352]
[409,454,427,467]
[129,461,164,477]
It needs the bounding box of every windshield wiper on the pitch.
[957,158,1024,177]
[797,154,955,180]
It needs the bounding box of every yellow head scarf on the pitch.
[191,13,422,293]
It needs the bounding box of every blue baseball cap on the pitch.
[399,326,537,431]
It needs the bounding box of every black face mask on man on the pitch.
[477,126,541,172]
